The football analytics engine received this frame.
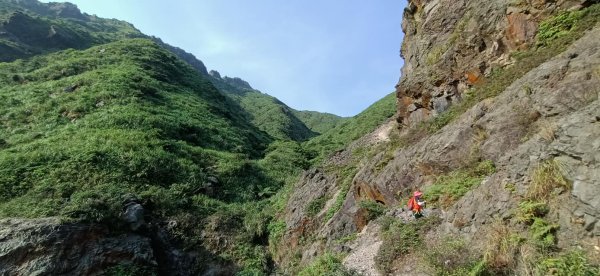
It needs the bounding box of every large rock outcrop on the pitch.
[0,218,236,275]
[278,0,600,273]
[0,218,158,275]
[395,0,588,127]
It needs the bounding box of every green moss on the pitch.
[426,45,449,65]
[504,183,517,194]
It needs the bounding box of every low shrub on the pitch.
[267,219,286,248]
[306,196,328,217]
[424,236,482,276]
[335,233,358,244]
[324,166,358,221]
[480,223,525,275]
[425,160,495,208]
[516,201,549,224]
[537,8,586,46]
[537,250,600,276]
[298,253,356,276]
[375,216,440,274]
[527,159,570,201]
[530,218,559,251]
[358,199,386,221]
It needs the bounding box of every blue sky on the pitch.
[43,1,406,117]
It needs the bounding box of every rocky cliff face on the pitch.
[395,0,588,126]
[277,0,600,274]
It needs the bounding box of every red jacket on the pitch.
[407,197,423,212]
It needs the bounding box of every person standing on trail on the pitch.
[407,190,425,218]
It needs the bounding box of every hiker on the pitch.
[407,190,426,218]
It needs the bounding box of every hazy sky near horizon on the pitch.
[42,1,406,117]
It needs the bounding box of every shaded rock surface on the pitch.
[0,218,234,276]
[0,218,157,275]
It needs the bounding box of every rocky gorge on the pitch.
[0,0,599,275]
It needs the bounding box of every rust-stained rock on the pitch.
[506,12,539,50]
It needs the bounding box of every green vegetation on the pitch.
[357,199,386,221]
[537,250,600,276]
[417,4,600,135]
[530,218,559,251]
[267,219,286,247]
[0,0,143,62]
[424,160,496,208]
[457,220,599,276]
[210,77,318,142]
[306,196,328,217]
[0,2,398,267]
[292,110,348,135]
[466,154,591,276]
[375,216,441,274]
[537,7,587,46]
[0,38,312,273]
[335,233,358,244]
[516,201,549,224]
[305,92,397,164]
[298,253,356,276]
[527,159,570,201]
[324,166,358,221]
[424,236,484,276]
[426,45,448,65]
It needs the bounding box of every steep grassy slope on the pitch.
[292,110,347,135]
[210,74,322,141]
[304,92,397,163]
[0,0,142,61]
[0,38,316,273]
[1,0,340,144]
[0,38,282,219]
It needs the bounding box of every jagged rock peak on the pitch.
[223,76,253,89]
[9,0,87,20]
[209,70,222,79]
